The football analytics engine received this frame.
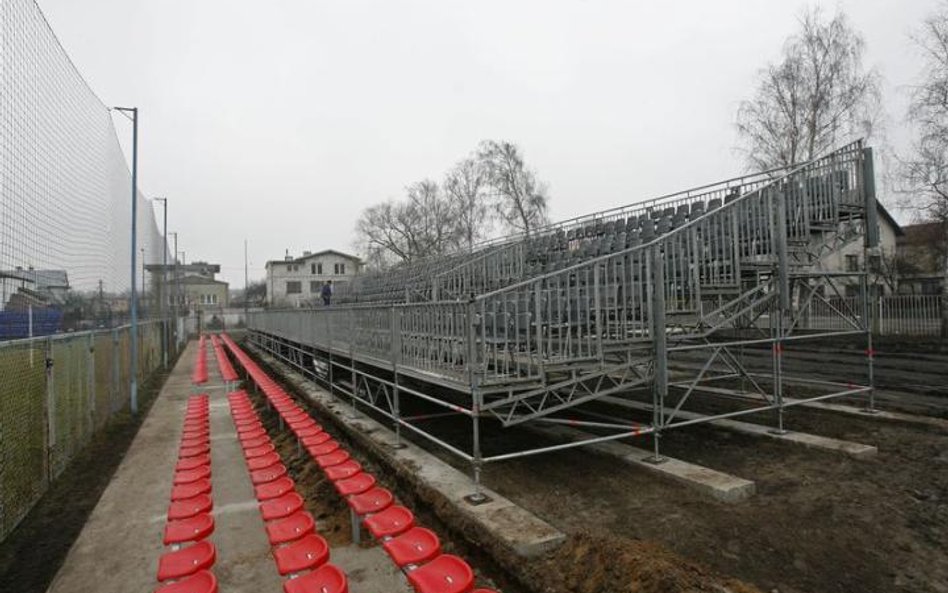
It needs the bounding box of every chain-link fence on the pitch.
[0,320,173,541]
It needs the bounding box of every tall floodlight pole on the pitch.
[155,197,168,367]
[171,232,179,345]
[113,106,140,415]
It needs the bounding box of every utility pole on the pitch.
[244,239,249,326]
[113,106,139,415]
[141,247,146,316]
[155,198,168,367]
[171,232,179,347]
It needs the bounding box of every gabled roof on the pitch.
[876,202,904,237]
[265,249,363,268]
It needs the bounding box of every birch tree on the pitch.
[736,7,880,170]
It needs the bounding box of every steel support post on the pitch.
[861,146,878,413]
[771,185,789,434]
[647,246,667,464]
[390,307,403,448]
[349,310,357,417]
[467,301,487,503]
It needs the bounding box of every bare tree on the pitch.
[477,140,550,234]
[443,156,492,250]
[403,179,459,258]
[356,200,414,267]
[355,180,459,266]
[736,7,880,170]
[900,1,948,335]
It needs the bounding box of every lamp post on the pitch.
[141,247,146,316]
[155,197,168,367]
[113,106,139,415]
[171,232,179,346]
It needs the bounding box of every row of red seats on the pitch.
[227,390,349,593]
[155,394,218,593]
[218,334,499,593]
[209,335,239,383]
[191,335,208,385]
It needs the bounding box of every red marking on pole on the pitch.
[865,348,876,358]
[568,419,578,426]
[847,381,854,390]
[773,343,783,355]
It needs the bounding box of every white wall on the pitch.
[267,253,360,307]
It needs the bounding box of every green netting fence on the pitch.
[0,320,174,541]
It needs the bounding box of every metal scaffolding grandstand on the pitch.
[248,141,879,490]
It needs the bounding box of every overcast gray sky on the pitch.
[39,0,934,288]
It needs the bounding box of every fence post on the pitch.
[88,332,96,432]
[111,328,120,414]
[44,337,55,484]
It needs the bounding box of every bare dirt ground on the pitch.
[334,345,948,593]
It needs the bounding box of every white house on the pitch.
[265,250,363,308]
[817,202,903,296]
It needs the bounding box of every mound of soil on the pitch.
[526,531,762,593]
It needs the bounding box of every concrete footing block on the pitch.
[530,424,756,503]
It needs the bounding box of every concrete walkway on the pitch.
[47,339,408,593]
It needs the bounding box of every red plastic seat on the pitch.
[348,487,393,516]
[181,431,209,442]
[246,452,282,471]
[259,491,305,521]
[171,478,212,501]
[301,432,332,447]
[282,562,348,593]
[168,494,213,521]
[244,443,275,459]
[323,460,362,482]
[176,455,211,472]
[238,427,267,441]
[283,410,309,422]
[250,463,286,486]
[363,504,414,539]
[406,554,474,593]
[237,424,265,436]
[272,533,329,575]
[293,424,323,438]
[254,476,296,501]
[241,436,270,450]
[174,465,211,485]
[334,472,376,496]
[306,440,340,458]
[156,540,217,582]
[178,433,211,448]
[383,527,441,567]
[265,510,315,546]
[179,444,211,459]
[163,513,215,545]
[153,569,218,593]
[182,421,208,432]
[315,449,350,469]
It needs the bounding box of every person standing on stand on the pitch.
[321,280,333,306]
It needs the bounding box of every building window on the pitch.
[844,254,859,272]
[334,263,346,275]
[310,281,320,293]
[317,263,323,274]
[211,294,218,304]
[311,263,316,274]
[868,254,882,273]
[286,281,302,294]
